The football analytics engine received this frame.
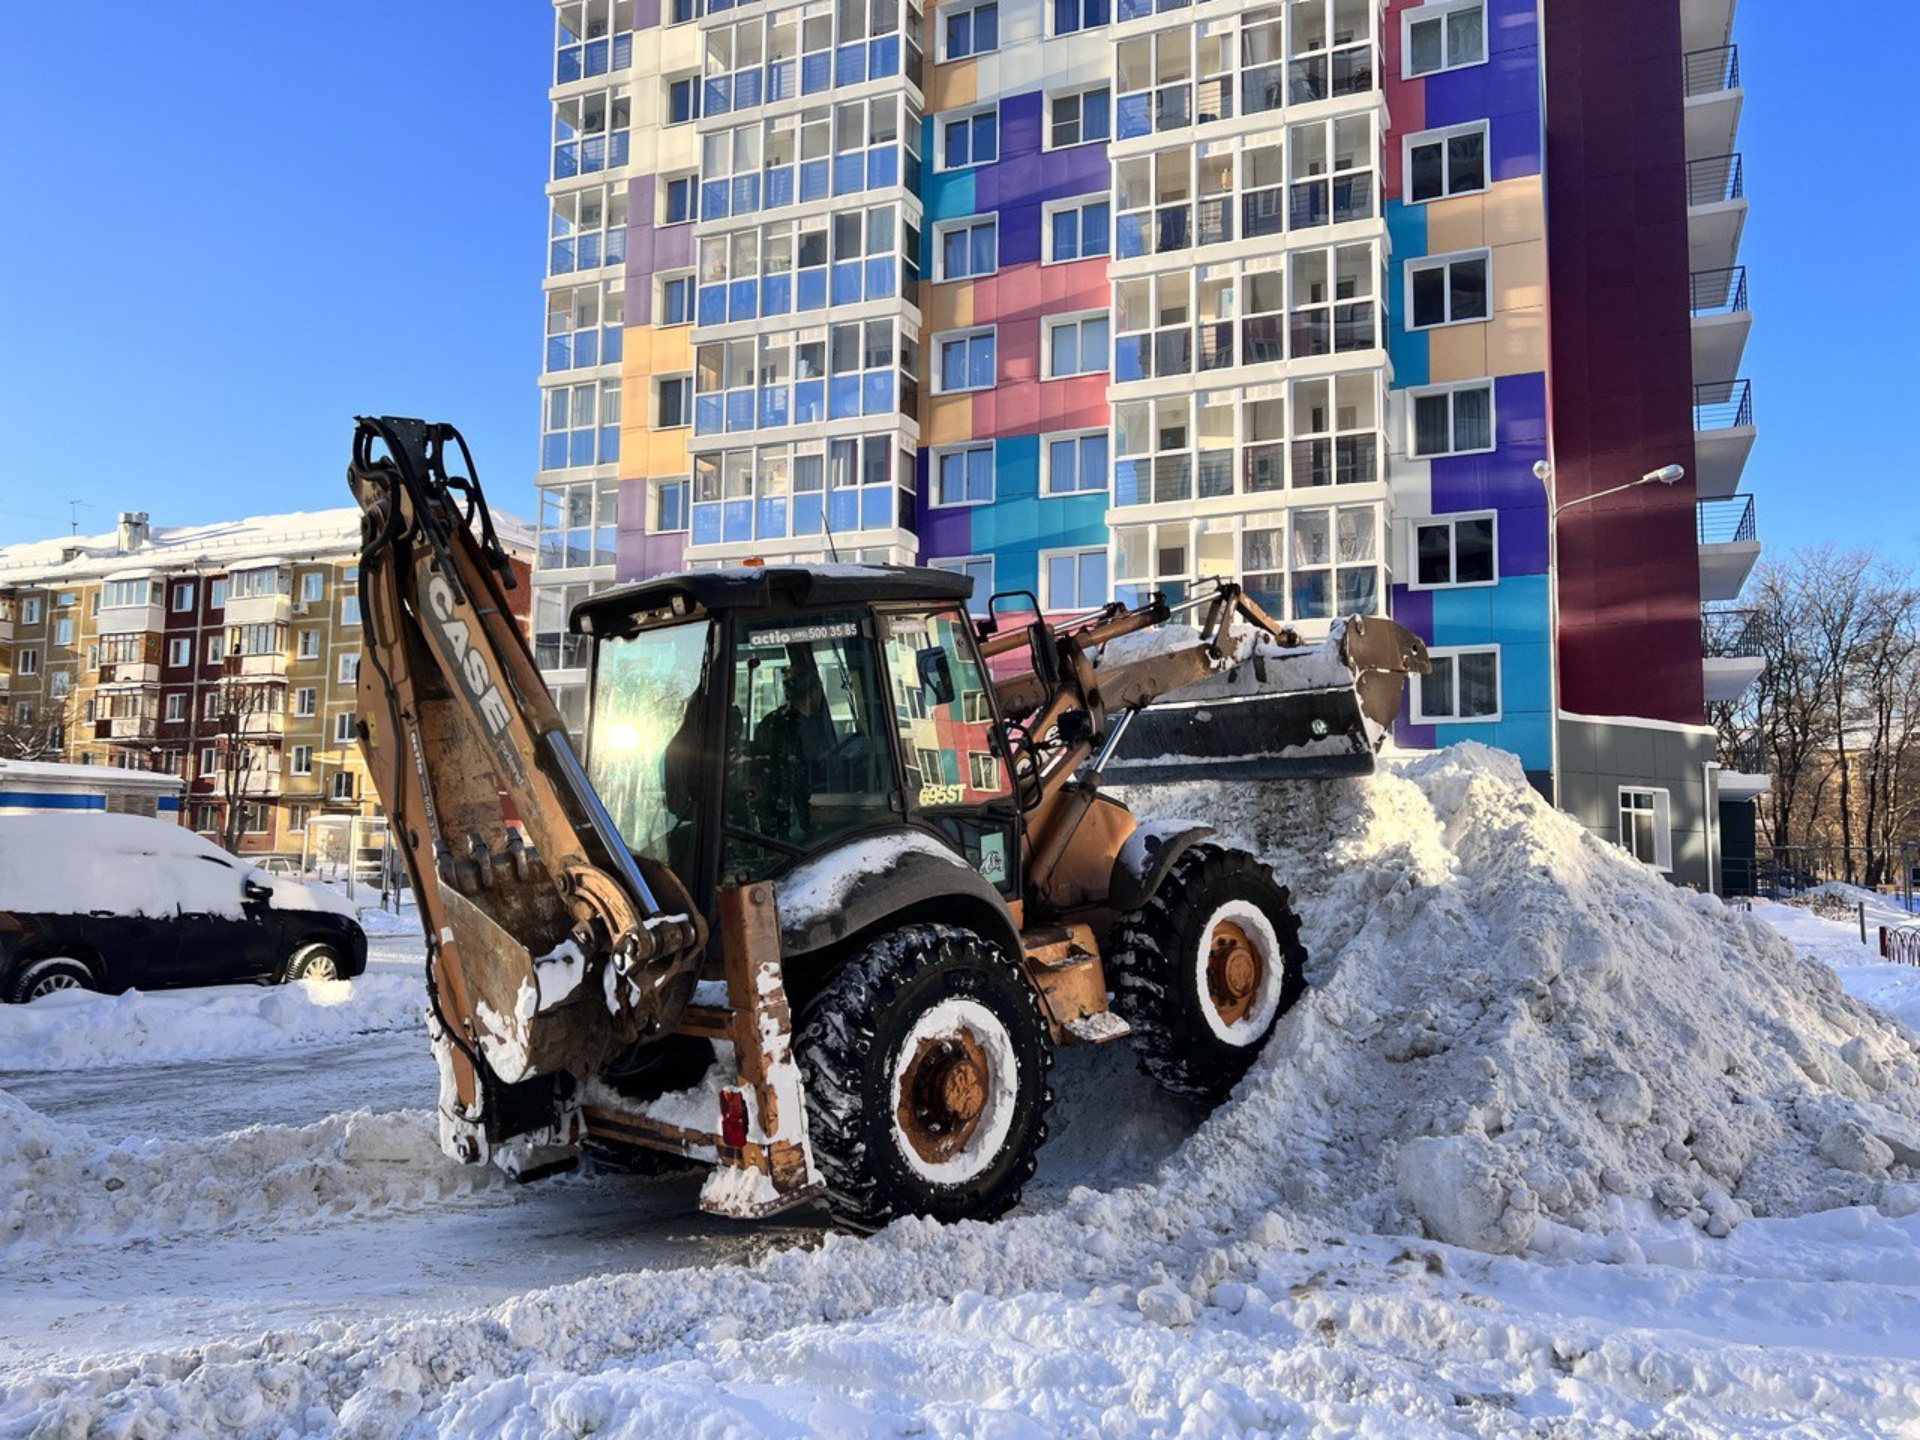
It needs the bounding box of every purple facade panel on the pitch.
[1428,372,1549,577]
[624,175,657,328]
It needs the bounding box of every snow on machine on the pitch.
[345,417,1427,1228]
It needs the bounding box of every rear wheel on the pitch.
[796,925,1053,1231]
[9,957,96,1004]
[1110,844,1307,1102]
[283,944,343,983]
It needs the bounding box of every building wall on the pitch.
[1559,715,1717,890]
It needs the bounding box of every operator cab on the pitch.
[574,566,1021,924]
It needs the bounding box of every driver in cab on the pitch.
[753,663,837,838]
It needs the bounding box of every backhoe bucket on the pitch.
[1103,616,1429,784]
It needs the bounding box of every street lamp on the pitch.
[1535,461,1686,803]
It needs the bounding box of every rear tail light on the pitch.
[719,1088,748,1148]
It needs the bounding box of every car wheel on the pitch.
[9,957,97,1004]
[284,944,344,983]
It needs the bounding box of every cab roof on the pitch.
[571,564,973,635]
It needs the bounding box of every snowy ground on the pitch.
[4,753,1920,1436]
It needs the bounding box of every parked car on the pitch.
[0,814,367,1003]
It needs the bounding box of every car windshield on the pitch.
[588,618,715,875]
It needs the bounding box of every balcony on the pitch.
[1683,46,1742,161]
[1692,377,1755,500]
[1701,607,1765,703]
[1681,0,1736,55]
[1687,154,1746,273]
[1690,267,1750,384]
[1698,494,1760,602]
[92,716,159,743]
[97,662,162,688]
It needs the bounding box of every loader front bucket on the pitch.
[1102,616,1429,784]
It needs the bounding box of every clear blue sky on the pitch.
[0,7,1912,564]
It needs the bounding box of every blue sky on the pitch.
[0,6,1911,565]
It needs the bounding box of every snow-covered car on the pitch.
[0,814,367,1003]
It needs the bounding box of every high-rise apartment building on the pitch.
[0,509,533,858]
[529,0,1762,888]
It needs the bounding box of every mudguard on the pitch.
[1108,823,1215,914]
[775,831,1021,962]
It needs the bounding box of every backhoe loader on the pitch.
[347,417,1427,1228]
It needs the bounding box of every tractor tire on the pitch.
[1110,844,1307,1102]
[9,956,97,1004]
[795,925,1053,1231]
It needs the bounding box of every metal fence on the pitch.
[1722,843,1920,906]
[1683,44,1740,97]
[1693,379,1754,430]
[1689,267,1749,318]
[1687,153,1745,206]
[1697,494,1757,545]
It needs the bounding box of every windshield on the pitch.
[587,618,714,875]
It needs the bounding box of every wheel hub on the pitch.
[896,1031,991,1165]
[1206,920,1266,1027]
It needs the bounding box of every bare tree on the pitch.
[0,696,73,762]
[211,676,282,854]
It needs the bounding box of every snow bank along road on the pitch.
[5,744,1920,1436]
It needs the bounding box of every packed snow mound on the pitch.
[0,1090,499,1255]
[0,972,424,1072]
[1129,742,1920,1254]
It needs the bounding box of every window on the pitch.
[661,273,695,326]
[297,629,319,659]
[657,374,693,428]
[1043,547,1109,611]
[1409,381,1494,457]
[52,616,73,646]
[101,578,159,610]
[1415,647,1500,722]
[339,590,362,625]
[55,590,74,607]
[1053,0,1109,33]
[299,572,325,603]
[164,694,188,722]
[940,107,998,170]
[1407,250,1489,329]
[931,556,995,613]
[1044,431,1109,495]
[290,746,314,777]
[663,173,696,225]
[331,772,357,801]
[942,0,997,58]
[1404,0,1486,79]
[1044,312,1110,378]
[667,74,700,124]
[1237,506,1383,622]
[16,649,36,676]
[935,216,997,281]
[20,596,41,625]
[204,691,222,720]
[294,687,317,717]
[199,747,219,776]
[205,635,222,665]
[1406,122,1488,204]
[48,670,70,699]
[208,578,227,608]
[1620,788,1673,871]
[1045,196,1111,263]
[1413,515,1497,588]
[171,582,194,613]
[1048,87,1111,148]
[880,610,1009,812]
[968,752,1001,790]
[933,446,995,507]
[334,713,357,745]
[339,654,361,684]
[655,477,691,533]
[167,638,192,667]
[936,328,996,392]
[287,804,310,833]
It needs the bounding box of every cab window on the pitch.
[880,609,1010,809]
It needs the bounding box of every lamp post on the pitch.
[1534,461,1686,805]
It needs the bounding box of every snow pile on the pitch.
[0,1090,499,1255]
[1129,742,1920,1255]
[0,972,424,1072]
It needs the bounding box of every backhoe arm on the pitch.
[347,417,705,1166]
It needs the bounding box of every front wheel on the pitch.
[796,925,1053,1231]
[9,957,97,1004]
[1110,844,1307,1102]
[283,944,344,983]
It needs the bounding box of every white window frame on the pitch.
[1042,429,1109,496]
[16,649,37,676]
[931,444,996,509]
[1403,121,1490,205]
[199,746,219,776]
[938,0,999,61]
[1039,545,1110,612]
[1406,379,1496,458]
[20,596,41,625]
[52,616,73,647]
[164,693,188,722]
[290,745,314,777]
[167,637,192,668]
[655,372,694,429]
[934,326,997,394]
[1401,0,1487,80]
[937,105,999,172]
[171,582,194,613]
[1044,84,1111,151]
[1409,512,1499,591]
[331,771,357,801]
[204,635,222,665]
[338,654,361,684]
[932,215,999,282]
[299,571,325,603]
[294,686,317,718]
[930,555,996,614]
[297,629,320,659]
[659,270,696,326]
[1413,645,1501,723]
[1405,247,1491,331]
[1042,194,1111,265]
[1619,787,1674,872]
[334,713,357,745]
[1042,310,1110,380]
